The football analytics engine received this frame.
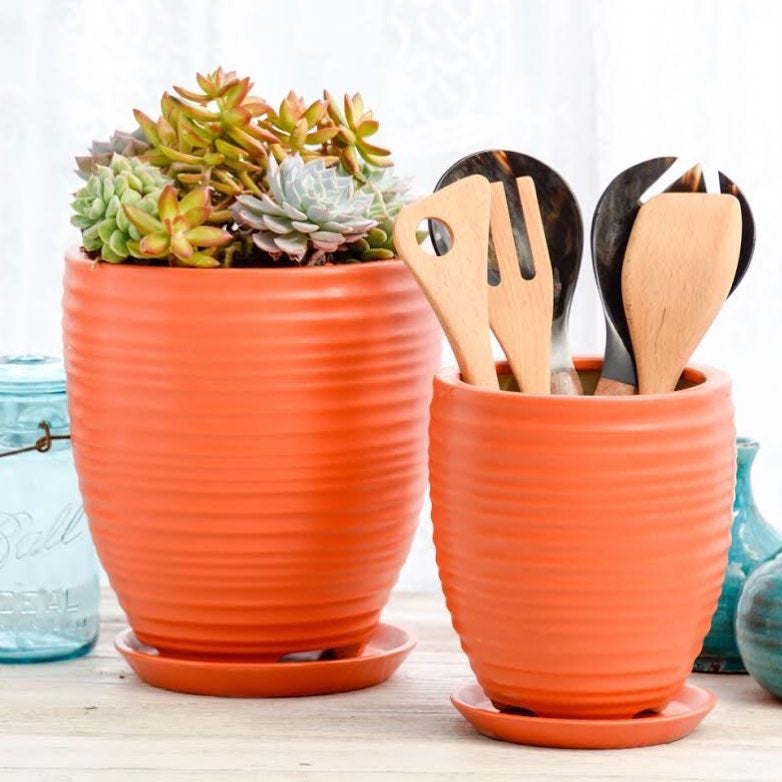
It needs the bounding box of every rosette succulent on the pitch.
[71,154,167,262]
[231,155,376,263]
[124,186,232,268]
[75,129,151,179]
[336,168,413,261]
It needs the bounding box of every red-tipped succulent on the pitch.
[261,91,339,163]
[124,186,232,268]
[134,68,277,219]
[323,91,393,178]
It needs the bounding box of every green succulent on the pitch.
[71,154,167,262]
[124,185,232,268]
[134,67,277,223]
[324,91,392,178]
[231,154,376,264]
[260,91,338,163]
[360,167,412,212]
[341,168,413,260]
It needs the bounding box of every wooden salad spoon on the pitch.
[622,192,742,395]
[591,157,755,395]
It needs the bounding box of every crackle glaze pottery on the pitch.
[451,681,716,749]
[63,249,439,690]
[115,622,415,697]
[695,438,781,673]
[736,549,782,699]
[430,358,735,720]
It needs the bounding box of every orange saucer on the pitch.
[115,623,415,697]
[451,681,716,749]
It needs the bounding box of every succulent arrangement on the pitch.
[71,68,412,268]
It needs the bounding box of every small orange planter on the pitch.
[430,359,734,719]
[63,249,439,672]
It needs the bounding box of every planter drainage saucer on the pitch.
[451,681,715,749]
[115,623,415,697]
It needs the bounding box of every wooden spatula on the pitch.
[488,178,553,394]
[393,175,498,389]
[622,192,742,395]
[430,150,583,395]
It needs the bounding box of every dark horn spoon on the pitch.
[430,150,584,394]
[591,157,755,395]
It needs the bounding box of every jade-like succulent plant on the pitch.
[324,92,392,178]
[71,154,167,262]
[134,68,277,222]
[231,155,376,263]
[124,185,232,268]
[261,91,339,163]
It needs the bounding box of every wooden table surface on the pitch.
[0,588,780,781]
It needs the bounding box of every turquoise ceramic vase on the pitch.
[694,438,782,673]
[736,549,782,698]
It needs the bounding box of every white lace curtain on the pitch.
[2,0,780,589]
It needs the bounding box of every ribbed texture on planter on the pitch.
[63,249,440,658]
[430,359,735,719]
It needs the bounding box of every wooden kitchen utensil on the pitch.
[622,192,742,395]
[592,158,702,395]
[431,150,583,394]
[488,178,553,393]
[393,175,498,389]
[592,157,755,395]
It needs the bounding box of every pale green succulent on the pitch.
[71,154,168,262]
[231,154,376,263]
[342,167,413,260]
[359,167,413,214]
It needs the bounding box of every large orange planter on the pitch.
[430,359,734,719]
[63,249,440,660]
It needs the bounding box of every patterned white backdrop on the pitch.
[2,0,781,589]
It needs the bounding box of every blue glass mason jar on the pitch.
[0,355,99,661]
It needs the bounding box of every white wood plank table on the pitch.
[0,588,780,781]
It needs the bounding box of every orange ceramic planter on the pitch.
[430,359,735,719]
[63,249,440,660]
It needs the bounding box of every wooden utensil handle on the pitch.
[550,367,584,395]
[594,376,636,396]
[516,178,554,395]
[486,178,553,394]
[393,176,499,389]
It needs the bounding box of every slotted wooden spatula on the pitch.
[488,177,553,393]
[622,192,742,395]
[431,150,582,395]
[393,175,499,389]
